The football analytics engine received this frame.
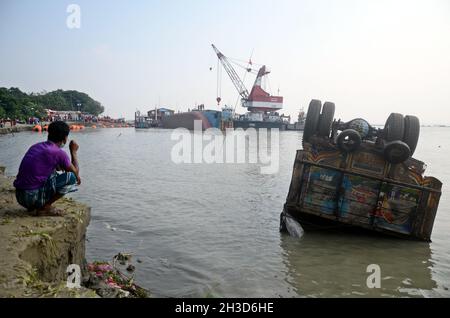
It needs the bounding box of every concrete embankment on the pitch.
[0,125,33,135]
[0,167,96,297]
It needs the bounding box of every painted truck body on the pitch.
[283,139,442,241]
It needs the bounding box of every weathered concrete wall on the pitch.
[0,125,33,135]
[0,167,96,297]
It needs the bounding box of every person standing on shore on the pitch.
[13,121,81,216]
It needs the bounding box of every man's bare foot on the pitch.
[36,206,64,217]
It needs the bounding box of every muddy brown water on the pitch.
[1,127,449,297]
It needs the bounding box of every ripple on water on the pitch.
[1,128,449,297]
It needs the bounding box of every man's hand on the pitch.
[69,140,80,184]
[69,140,79,153]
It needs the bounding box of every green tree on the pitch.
[0,87,105,120]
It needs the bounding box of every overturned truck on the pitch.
[281,100,442,241]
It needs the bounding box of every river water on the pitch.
[0,127,449,297]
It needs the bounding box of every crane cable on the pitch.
[216,58,222,104]
[229,60,259,74]
[233,49,254,115]
[228,56,262,68]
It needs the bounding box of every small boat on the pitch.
[285,108,305,131]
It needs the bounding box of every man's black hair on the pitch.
[48,121,70,143]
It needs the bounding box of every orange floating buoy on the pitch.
[42,125,49,131]
[92,125,96,129]
[33,125,42,132]
[79,125,85,130]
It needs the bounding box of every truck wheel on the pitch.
[384,140,411,164]
[337,129,362,152]
[403,115,420,156]
[384,113,404,141]
[302,99,322,145]
[318,102,335,138]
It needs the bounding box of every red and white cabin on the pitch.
[242,65,283,111]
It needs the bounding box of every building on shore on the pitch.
[45,109,97,123]
[147,108,175,121]
[135,108,174,128]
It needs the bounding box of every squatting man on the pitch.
[14,121,81,216]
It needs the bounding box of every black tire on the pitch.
[384,140,411,164]
[384,113,404,142]
[337,129,362,152]
[302,99,322,145]
[318,102,335,138]
[403,115,420,156]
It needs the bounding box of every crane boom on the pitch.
[212,44,249,100]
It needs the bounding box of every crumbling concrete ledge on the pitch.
[0,125,33,135]
[0,166,97,297]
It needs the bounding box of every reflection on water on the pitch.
[280,232,435,297]
[0,127,449,297]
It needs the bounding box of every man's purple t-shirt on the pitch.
[14,141,71,190]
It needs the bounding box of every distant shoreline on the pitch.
[0,125,33,135]
[0,122,133,135]
[1,123,448,136]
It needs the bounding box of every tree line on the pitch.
[0,87,105,120]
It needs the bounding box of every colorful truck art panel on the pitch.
[338,175,381,224]
[302,166,341,215]
[350,151,386,176]
[373,183,421,234]
[284,142,441,241]
[304,143,346,168]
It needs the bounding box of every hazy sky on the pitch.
[1,0,449,124]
